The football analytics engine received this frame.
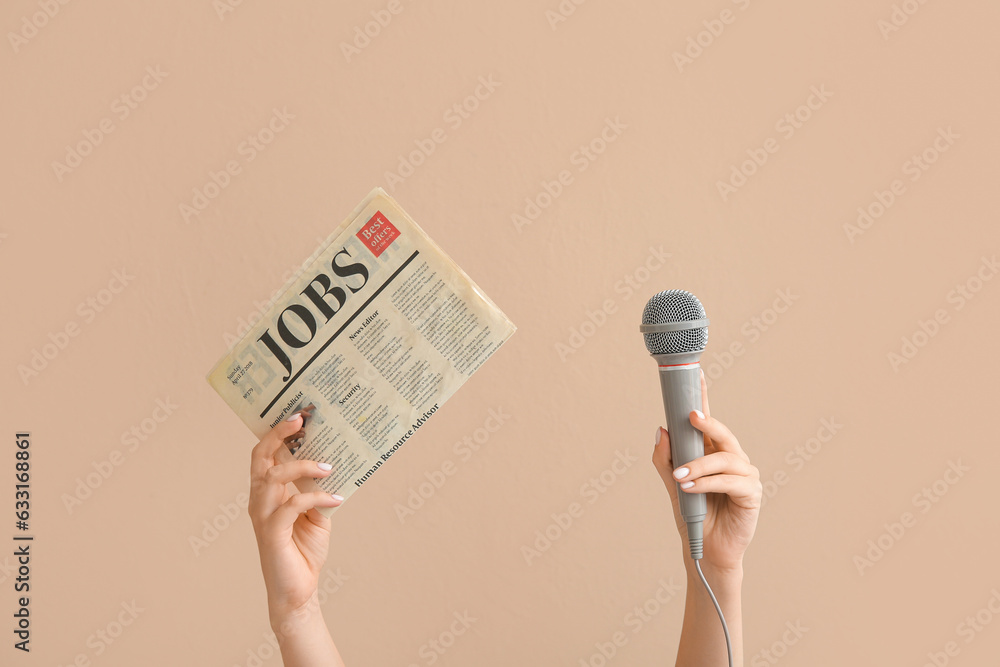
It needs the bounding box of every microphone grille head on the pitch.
[641,290,709,355]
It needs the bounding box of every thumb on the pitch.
[652,426,685,533]
[651,426,677,503]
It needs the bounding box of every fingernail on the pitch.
[331,494,344,502]
[317,462,333,471]
[673,466,689,480]
[286,412,301,421]
[654,427,662,446]
[693,410,705,420]
[680,481,695,489]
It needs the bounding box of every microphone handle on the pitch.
[655,353,707,532]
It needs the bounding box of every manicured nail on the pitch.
[286,412,301,421]
[693,410,705,420]
[317,462,333,471]
[673,467,689,480]
[654,427,662,446]
[331,494,344,502]
[680,481,695,489]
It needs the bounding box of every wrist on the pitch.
[268,591,325,638]
[686,559,744,589]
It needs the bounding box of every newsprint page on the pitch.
[207,187,516,515]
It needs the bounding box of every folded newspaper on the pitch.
[206,187,516,515]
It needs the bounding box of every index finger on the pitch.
[690,409,749,461]
[250,409,309,480]
[698,368,716,453]
[699,368,711,419]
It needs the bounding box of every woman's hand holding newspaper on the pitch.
[249,405,347,667]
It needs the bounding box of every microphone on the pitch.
[641,290,734,667]
[640,289,710,560]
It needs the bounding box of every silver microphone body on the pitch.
[654,350,706,529]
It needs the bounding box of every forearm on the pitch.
[269,592,346,667]
[676,562,743,667]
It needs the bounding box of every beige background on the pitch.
[2,1,999,665]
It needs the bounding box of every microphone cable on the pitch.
[691,547,733,667]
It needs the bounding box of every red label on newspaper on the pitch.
[356,211,401,258]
